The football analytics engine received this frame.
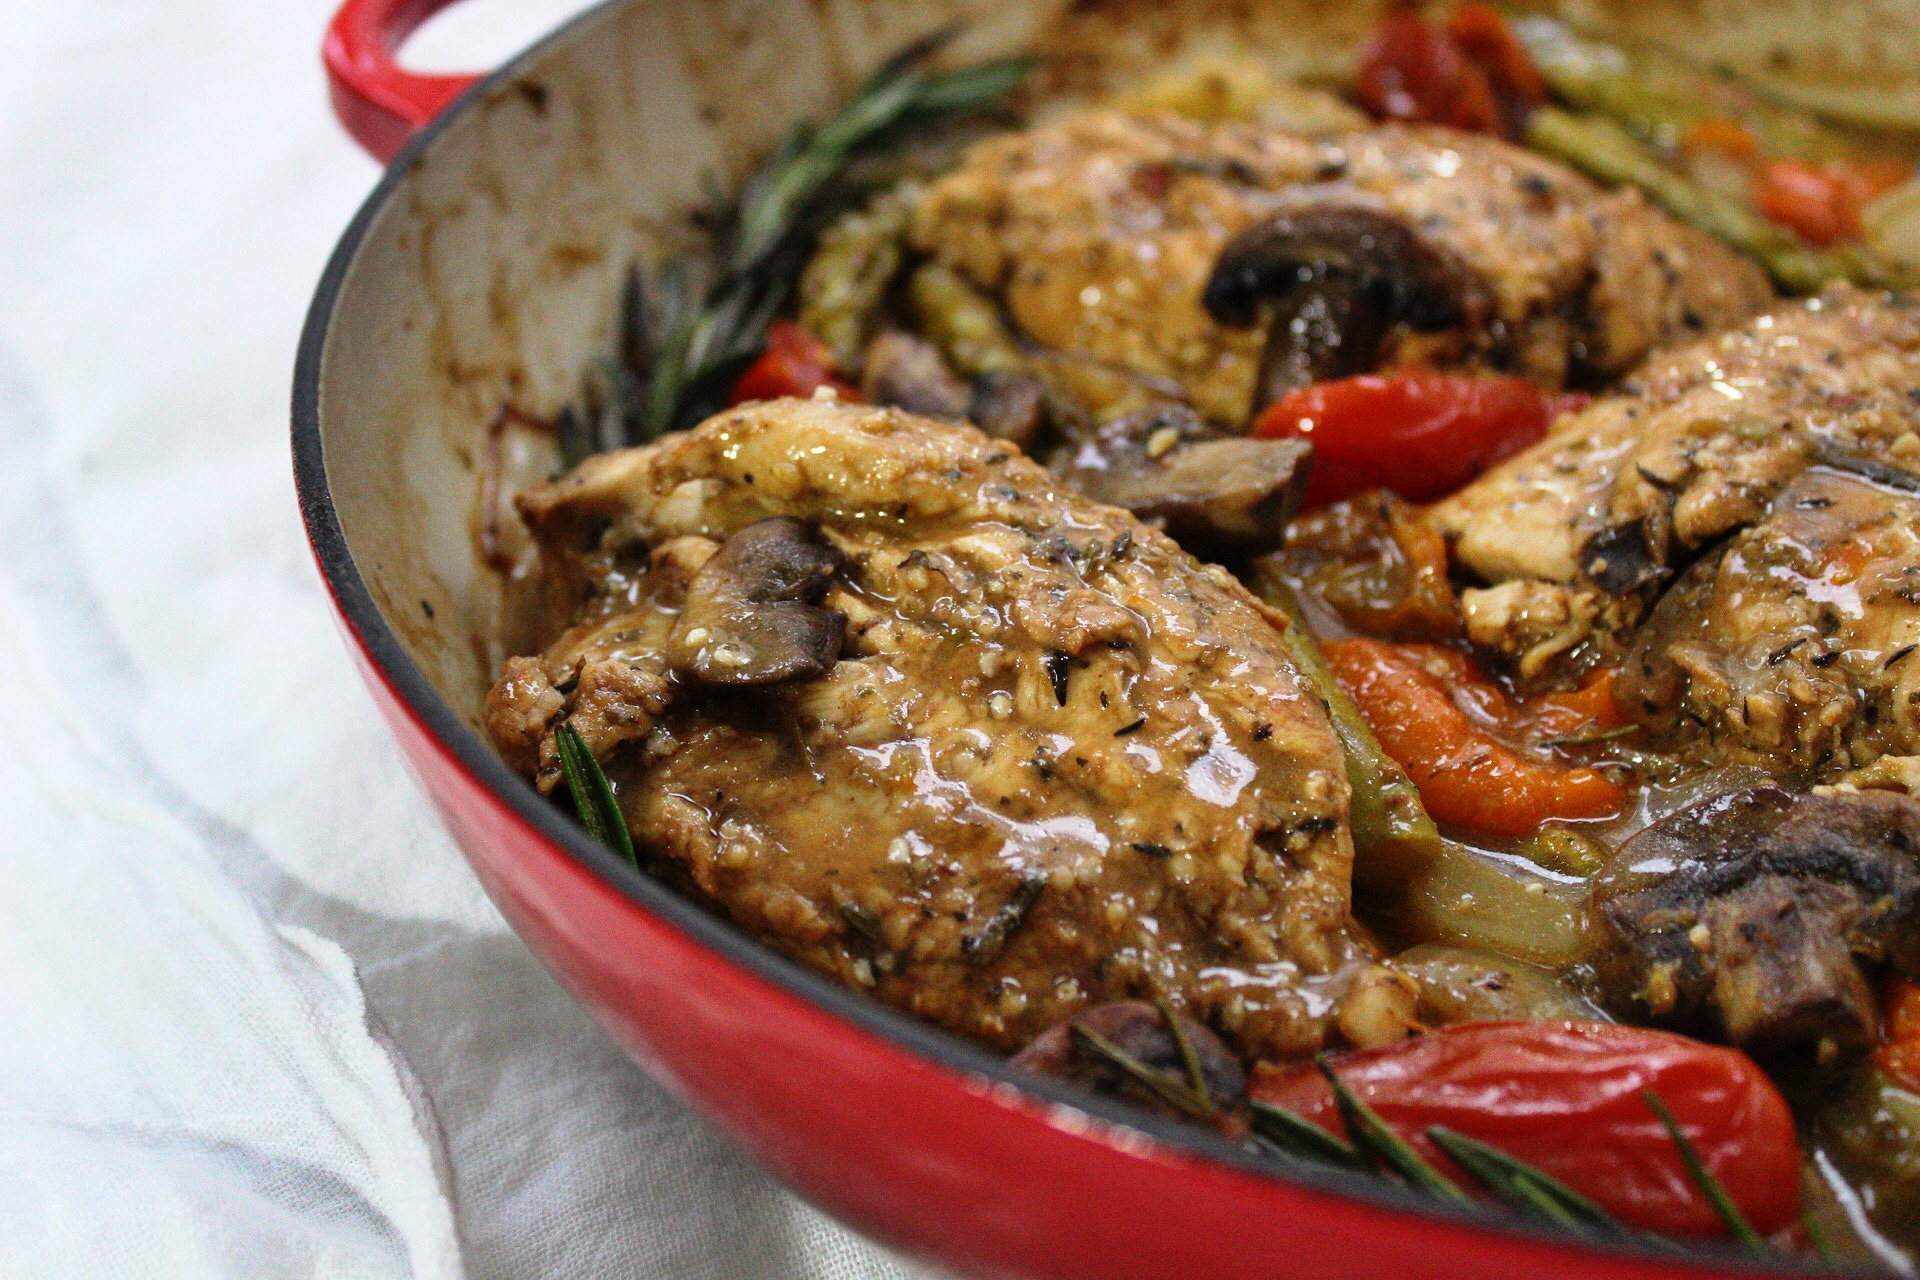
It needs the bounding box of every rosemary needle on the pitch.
[1642,1090,1768,1254]
[1426,1126,1619,1238]
[1317,1057,1472,1204]
[1069,1023,1213,1121]
[1248,1099,1366,1169]
[553,722,639,869]
[619,32,1037,443]
[1153,996,1214,1114]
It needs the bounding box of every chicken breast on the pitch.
[487,398,1375,1060]
[1433,288,1920,684]
[910,108,1771,424]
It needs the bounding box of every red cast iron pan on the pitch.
[295,1,1834,1274]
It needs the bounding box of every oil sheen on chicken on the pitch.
[911,108,1771,424]
[487,398,1386,1060]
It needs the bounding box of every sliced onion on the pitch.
[1396,841,1587,968]
[1865,176,1920,276]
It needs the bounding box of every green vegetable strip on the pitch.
[1641,1090,1768,1254]
[1255,577,1442,887]
[1526,107,1903,292]
[554,723,639,869]
[1508,14,1864,164]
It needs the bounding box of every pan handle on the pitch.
[323,0,483,163]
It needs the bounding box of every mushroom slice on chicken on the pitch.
[488,398,1369,1061]
[1200,202,1474,413]
[1432,288,1920,687]
[665,518,845,685]
[910,109,1770,425]
[1588,787,1920,1059]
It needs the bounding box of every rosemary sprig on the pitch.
[553,722,639,869]
[1426,1126,1619,1238]
[1317,1057,1473,1204]
[1248,1099,1366,1169]
[1642,1090,1768,1254]
[1800,1207,1839,1265]
[1069,1023,1214,1120]
[960,874,1045,962]
[617,32,1037,444]
[1153,997,1214,1115]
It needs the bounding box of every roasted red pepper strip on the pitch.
[1357,4,1544,140]
[1878,978,1920,1093]
[1443,1,1547,138]
[1253,1021,1802,1236]
[1323,639,1626,840]
[1252,371,1553,511]
[728,320,862,405]
[1756,159,1909,247]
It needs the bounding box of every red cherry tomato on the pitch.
[1357,9,1497,135]
[1252,1021,1802,1237]
[728,320,861,405]
[1251,371,1552,508]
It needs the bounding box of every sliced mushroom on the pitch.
[861,329,971,420]
[1050,404,1311,555]
[1201,202,1474,414]
[1589,787,1920,1059]
[1011,1000,1247,1123]
[968,369,1048,451]
[665,518,846,684]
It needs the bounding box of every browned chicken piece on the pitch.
[1431,288,1920,685]
[910,108,1771,425]
[1621,468,1920,777]
[487,397,1387,1061]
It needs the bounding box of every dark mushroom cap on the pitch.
[968,369,1049,452]
[1202,203,1476,411]
[861,329,972,421]
[666,517,846,685]
[1589,786,1920,1059]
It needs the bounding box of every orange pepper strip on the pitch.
[1877,978,1920,1093]
[1530,666,1626,739]
[1324,639,1628,841]
[1680,116,1760,164]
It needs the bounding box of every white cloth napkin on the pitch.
[0,2,936,1275]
